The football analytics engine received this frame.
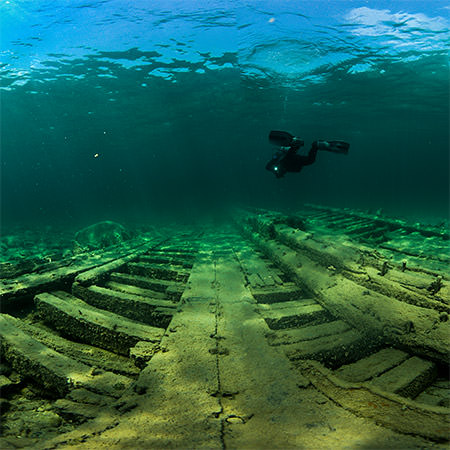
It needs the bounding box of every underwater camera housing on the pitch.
[266,130,304,178]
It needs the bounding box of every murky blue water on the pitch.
[1,0,449,227]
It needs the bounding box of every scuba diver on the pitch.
[266,130,350,178]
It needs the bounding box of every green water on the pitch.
[1,1,449,228]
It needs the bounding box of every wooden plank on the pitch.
[258,298,317,312]
[139,255,194,268]
[0,239,159,304]
[73,283,177,311]
[273,224,361,272]
[74,243,154,285]
[152,247,197,255]
[35,291,164,356]
[250,283,303,303]
[127,262,189,282]
[260,303,332,330]
[53,398,107,422]
[354,226,390,240]
[246,273,265,288]
[0,314,132,398]
[149,247,197,254]
[328,217,366,228]
[104,281,176,302]
[296,359,449,441]
[335,348,409,382]
[282,329,368,368]
[302,203,448,240]
[243,226,450,364]
[308,211,341,221]
[267,320,351,346]
[377,246,447,273]
[92,257,223,448]
[345,222,378,234]
[12,317,140,377]
[109,272,184,300]
[380,242,449,263]
[72,283,175,328]
[368,356,437,398]
[415,380,450,408]
[257,270,283,287]
[354,267,450,314]
[237,248,284,287]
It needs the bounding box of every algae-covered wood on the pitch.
[238,207,449,364]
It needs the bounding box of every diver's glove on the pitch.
[316,140,349,155]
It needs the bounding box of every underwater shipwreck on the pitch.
[0,204,449,448]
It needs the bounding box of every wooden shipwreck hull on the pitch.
[0,208,448,448]
[237,204,449,363]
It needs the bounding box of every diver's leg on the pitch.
[299,143,318,166]
[316,140,349,154]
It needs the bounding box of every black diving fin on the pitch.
[269,130,304,149]
[269,130,296,146]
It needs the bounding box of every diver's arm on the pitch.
[296,142,318,166]
[285,139,303,156]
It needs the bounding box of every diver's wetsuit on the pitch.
[266,131,349,178]
[282,141,318,172]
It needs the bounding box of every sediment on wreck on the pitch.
[235,206,450,364]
